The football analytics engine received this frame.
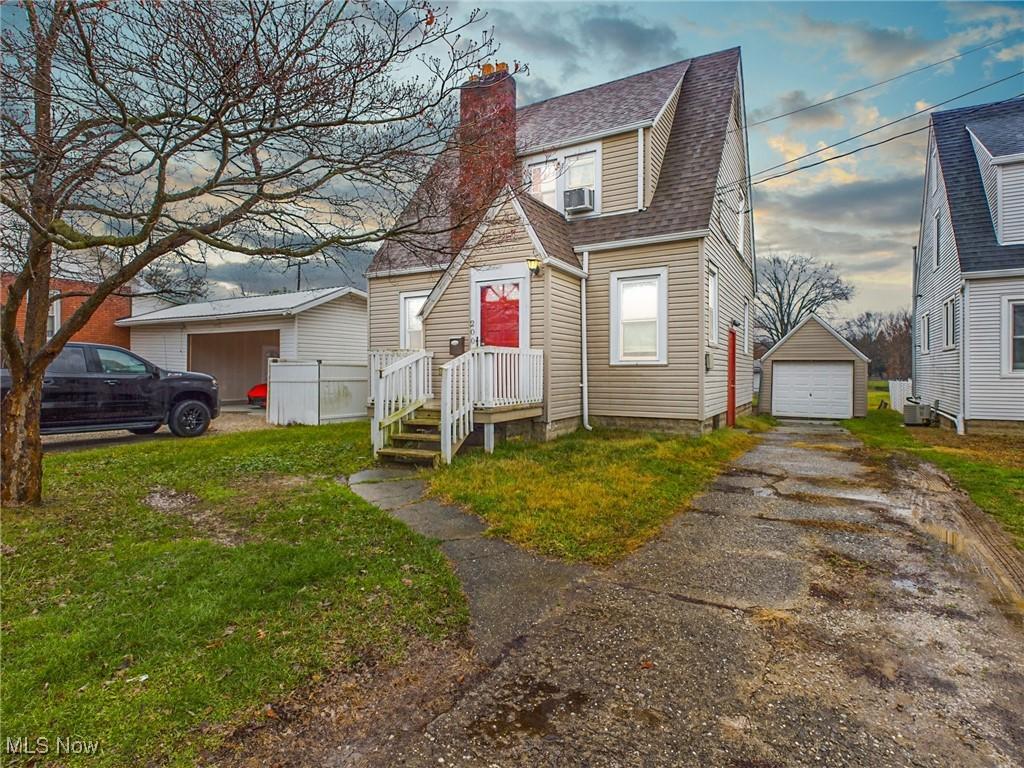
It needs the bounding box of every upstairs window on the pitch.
[610,267,667,365]
[930,149,938,195]
[400,291,428,349]
[528,161,558,209]
[921,313,931,353]
[933,211,941,269]
[708,264,720,346]
[565,151,596,194]
[1006,299,1024,374]
[736,187,746,254]
[943,296,956,349]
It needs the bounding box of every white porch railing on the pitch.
[371,350,433,455]
[368,349,433,405]
[473,346,544,408]
[440,352,475,463]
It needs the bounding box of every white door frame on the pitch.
[469,263,531,348]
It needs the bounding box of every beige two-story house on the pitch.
[367,47,755,463]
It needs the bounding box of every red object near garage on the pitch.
[247,382,268,407]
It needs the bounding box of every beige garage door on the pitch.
[188,330,280,403]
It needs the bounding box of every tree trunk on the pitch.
[1,372,45,505]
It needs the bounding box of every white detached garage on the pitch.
[757,314,869,420]
[117,286,368,403]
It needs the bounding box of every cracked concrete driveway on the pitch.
[363,421,1024,768]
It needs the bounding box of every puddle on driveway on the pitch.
[469,676,588,742]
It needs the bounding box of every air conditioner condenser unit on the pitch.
[903,399,930,426]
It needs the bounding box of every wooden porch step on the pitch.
[417,408,442,419]
[393,431,441,443]
[377,446,440,466]
[405,417,441,429]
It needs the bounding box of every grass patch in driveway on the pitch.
[844,408,1024,550]
[428,416,772,565]
[1,423,467,767]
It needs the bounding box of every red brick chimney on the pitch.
[451,62,517,252]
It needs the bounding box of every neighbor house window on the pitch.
[921,312,931,353]
[400,291,428,349]
[708,264,720,346]
[943,296,956,349]
[1007,299,1024,373]
[610,267,667,365]
[46,293,60,339]
[930,149,938,195]
[933,211,941,269]
[528,160,558,209]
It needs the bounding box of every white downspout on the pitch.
[581,250,592,430]
[958,280,968,435]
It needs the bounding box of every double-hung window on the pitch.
[527,160,558,209]
[1006,299,1024,374]
[929,150,938,195]
[943,297,956,349]
[46,293,60,339]
[565,151,596,195]
[400,291,428,349]
[708,264,720,346]
[610,267,667,365]
[921,312,931,353]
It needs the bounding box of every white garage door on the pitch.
[772,361,853,419]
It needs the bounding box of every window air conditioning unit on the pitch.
[564,187,595,214]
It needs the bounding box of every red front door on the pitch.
[479,281,521,347]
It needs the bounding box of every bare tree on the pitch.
[842,310,911,380]
[1,0,502,504]
[754,253,854,347]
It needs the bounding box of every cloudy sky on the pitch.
[462,0,1023,317]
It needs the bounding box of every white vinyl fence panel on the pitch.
[888,379,913,408]
[267,360,369,425]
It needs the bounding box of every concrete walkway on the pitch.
[348,468,587,663]
[354,422,1024,768]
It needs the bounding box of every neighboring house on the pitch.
[367,47,755,463]
[1,273,132,348]
[757,314,869,420]
[117,286,368,403]
[912,98,1024,433]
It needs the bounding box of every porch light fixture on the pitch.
[526,257,542,276]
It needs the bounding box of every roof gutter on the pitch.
[573,229,709,253]
[518,120,652,157]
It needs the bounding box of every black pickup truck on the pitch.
[1,342,219,437]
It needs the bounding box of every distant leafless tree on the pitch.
[842,310,911,380]
[754,253,854,347]
[1,0,500,504]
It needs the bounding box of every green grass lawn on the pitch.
[844,400,1024,551]
[428,416,774,565]
[1,424,467,767]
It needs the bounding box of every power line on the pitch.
[747,33,1021,129]
[749,93,1023,188]
[721,70,1024,193]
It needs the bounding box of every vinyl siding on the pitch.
[546,267,582,421]
[702,80,754,419]
[422,199,545,395]
[586,239,701,420]
[367,272,440,350]
[913,130,962,418]
[645,80,681,206]
[970,133,999,235]
[601,130,639,214]
[129,316,297,370]
[965,276,1024,421]
[295,293,368,363]
[1001,162,1024,244]
[758,320,868,418]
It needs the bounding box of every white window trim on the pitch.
[470,262,531,349]
[523,141,603,217]
[921,312,931,354]
[932,210,941,270]
[47,292,61,339]
[942,296,956,350]
[997,165,1024,246]
[609,266,668,366]
[708,263,720,347]
[1001,296,1024,377]
[399,290,429,349]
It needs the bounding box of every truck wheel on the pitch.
[128,425,161,435]
[169,400,211,437]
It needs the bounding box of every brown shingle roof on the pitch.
[515,192,579,268]
[515,60,689,153]
[568,47,740,247]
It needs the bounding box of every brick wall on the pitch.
[0,274,131,348]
